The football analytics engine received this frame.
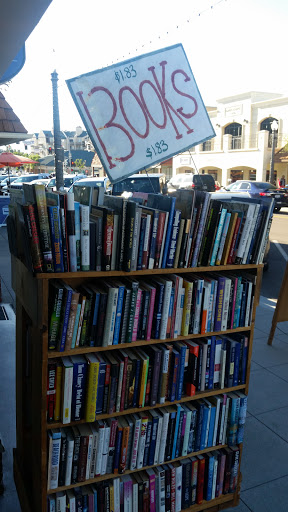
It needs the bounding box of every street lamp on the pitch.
[269,119,278,185]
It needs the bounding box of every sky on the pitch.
[2,0,288,136]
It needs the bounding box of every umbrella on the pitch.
[0,152,36,166]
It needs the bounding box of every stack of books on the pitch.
[47,335,248,423]
[48,273,255,352]
[14,184,274,273]
[47,445,240,511]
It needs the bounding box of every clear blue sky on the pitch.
[2,0,288,135]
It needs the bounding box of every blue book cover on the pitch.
[71,355,88,421]
[228,394,241,446]
[175,343,187,400]
[132,358,141,407]
[95,356,107,415]
[152,280,165,339]
[236,394,248,444]
[166,287,175,338]
[113,429,123,474]
[175,408,185,458]
[137,215,147,270]
[74,201,81,271]
[207,402,216,447]
[214,276,226,331]
[232,341,241,386]
[59,286,73,352]
[208,336,216,390]
[47,205,64,272]
[233,277,243,328]
[239,281,248,327]
[210,209,227,266]
[200,402,209,450]
[166,209,181,268]
[171,405,182,459]
[112,284,125,345]
[148,414,159,466]
[195,401,205,452]
[206,279,215,333]
[89,291,101,346]
[205,453,215,501]
[240,339,248,385]
[169,349,180,402]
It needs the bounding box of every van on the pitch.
[167,173,215,193]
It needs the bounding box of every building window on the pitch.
[202,140,212,151]
[249,170,256,181]
[230,169,244,182]
[225,122,242,150]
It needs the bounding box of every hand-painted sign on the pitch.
[0,197,10,226]
[67,44,215,183]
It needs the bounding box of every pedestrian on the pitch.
[279,175,286,187]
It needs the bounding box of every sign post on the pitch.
[67,44,215,183]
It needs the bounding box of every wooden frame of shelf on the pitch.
[12,255,263,512]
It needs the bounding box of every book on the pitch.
[47,428,61,490]
[34,184,54,272]
[61,357,73,424]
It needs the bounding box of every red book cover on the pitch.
[118,350,128,412]
[103,210,114,271]
[26,203,43,272]
[46,360,57,422]
[184,340,199,397]
[154,212,166,268]
[196,455,206,504]
[77,432,89,482]
[227,217,241,264]
[102,357,111,414]
[119,418,130,474]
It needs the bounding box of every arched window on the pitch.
[225,123,242,149]
[260,117,278,147]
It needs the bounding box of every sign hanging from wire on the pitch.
[67,44,215,183]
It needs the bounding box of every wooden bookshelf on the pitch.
[12,255,263,512]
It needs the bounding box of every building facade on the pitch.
[173,91,288,186]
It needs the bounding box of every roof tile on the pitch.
[0,91,27,135]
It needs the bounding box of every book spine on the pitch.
[66,193,77,272]
[25,204,43,272]
[71,361,87,421]
[146,287,156,341]
[47,362,57,422]
[80,204,90,271]
[48,286,64,350]
[103,288,119,346]
[132,288,142,342]
[48,205,64,272]
[34,184,54,272]
[113,286,125,345]
[85,361,99,422]
[162,197,176,268]
[214,277,225,332]
[54,364,62,421]
[142,213,151,269]
[148,210,159,269]
[47,433,61,490]
[103,211,114,271]
[167,210,181,268]
[58,289,73,352]
[62,364,73,424]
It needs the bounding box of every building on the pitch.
[29,126,93,157]
[173,91,288,186]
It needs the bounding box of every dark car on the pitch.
[167,173,215,193]
[222,180,288,212]
[111,173,167,196]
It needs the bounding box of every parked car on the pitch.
[221,180,288,211]
[47,174,86,191]
[29,178,51,187]
[9,173,51,190]
[69,176,111,193]
[0,176,19,195]
[111,173,167,196]
[167,173,215,193]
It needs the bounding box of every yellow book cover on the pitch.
[85,354,100,422]
[109,482,114,512]
[181,280,194,336]
[54,362,63,421]
[137,350,149,408]
[221,212,238,265]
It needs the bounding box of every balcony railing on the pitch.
[230,136,242,150]
[201,140,212,151]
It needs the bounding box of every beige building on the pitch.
[173,91,288,186]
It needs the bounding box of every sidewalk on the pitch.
[1,228,288,511]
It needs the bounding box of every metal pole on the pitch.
[51,70,64,190]
[269,128,276,185]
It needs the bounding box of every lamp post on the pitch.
[269,119,278,185]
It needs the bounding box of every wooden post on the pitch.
[268,261,288,345]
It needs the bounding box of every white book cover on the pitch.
[47,430,61,490]
[245,281,253,326]
[213,339,222,389]
[132,480,138,512]
[64,433,74,486]
[66,490,76,512]
[80,204,90,270]
[173,276,183,337]
[206,279,215,332]
[175,465,182,512]
[159,279,173,339]
[66,192,77,272]
[56,492,66,512]
[131,207,141,271]
[102,286,119,346]
[101,424,111,475]
[111,213,119,271]
[210,279,218,332]
[210,209,227,266]
[122,475,133,512]
[193,278,204,334]
[236,204,257,259]
[181,409,192,456]
[158,409,170,464]
[153,414,163,465]
[47,496,56,512]
[89,424,98,479]
[242,204,260,263]
[136,416,148,469]
[211,396,222,447]
[95,422,105,476]
[154,467,166,512]
[85,429,94,481]
[148,212,159,269]
[159,211,169,268]
[130,414,141,470]
[221,278,232,331]
[114,478,121,512]
[61,357,73,424]
[216,212,231,265]
[202,398,212,448]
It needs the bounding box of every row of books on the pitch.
[18,184,273,274]
[47,334,248,424]
[47,392,247,489]
[47,446,240,512]
[48,271,255,352]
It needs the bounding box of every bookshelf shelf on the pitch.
[12,255,262,512]
[48,385,246,429]
[48,327,252,358]
[47,443,230,493]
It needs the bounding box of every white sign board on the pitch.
[67,44,215,183]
